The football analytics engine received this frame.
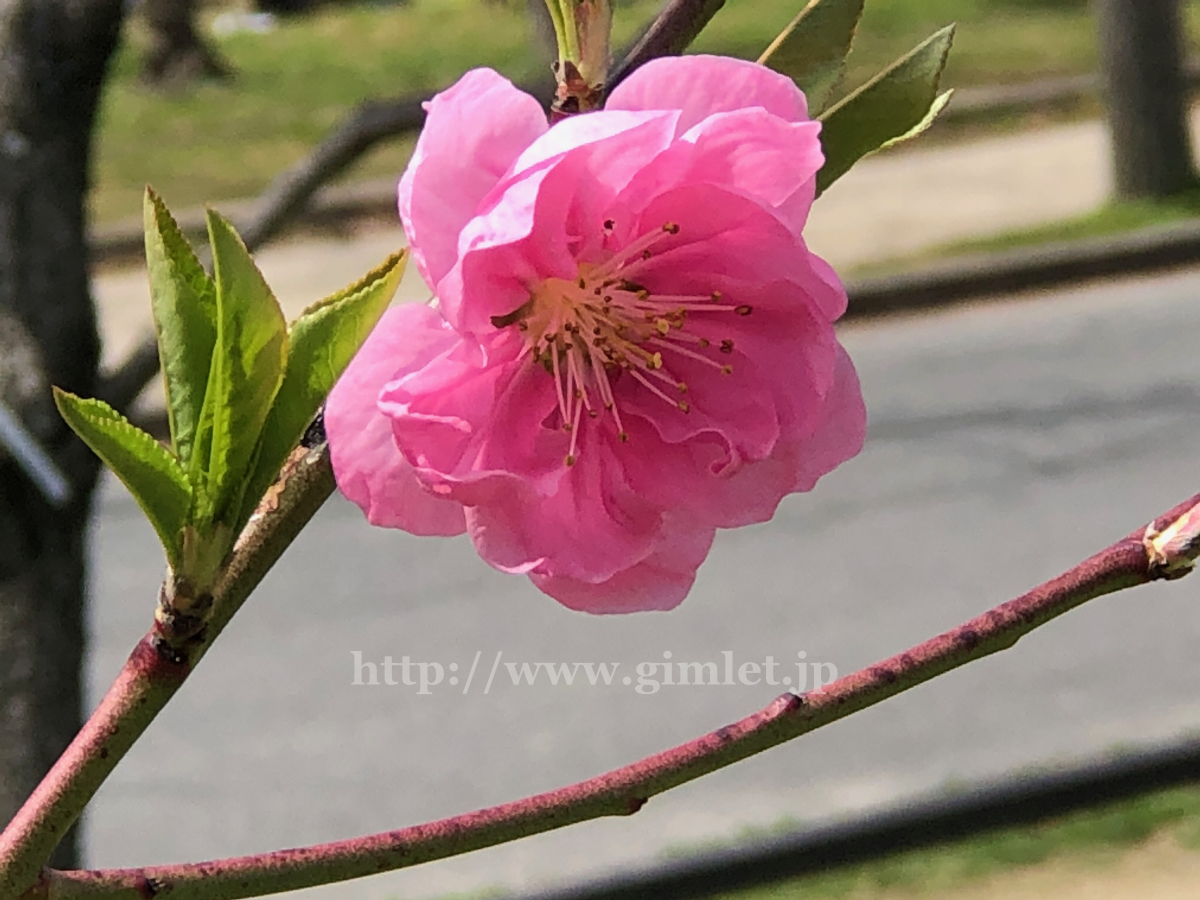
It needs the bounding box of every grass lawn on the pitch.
[846,188,1200,277]
[942,189,1200,253]
[93,0,1200,226]
[700,779,1200,900]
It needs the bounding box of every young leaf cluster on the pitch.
[55,190,405,589]
[756,0,955,195]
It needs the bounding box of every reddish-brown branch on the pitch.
[0,446,336,900]
[22,491,1200,900]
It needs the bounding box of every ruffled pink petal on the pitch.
[689,280,838,437]
[507,109,678,181]
[614,420,789,527]
[615,344,780,466]
[389,366,665,581]
[783,344,867,493]
[626,183,848,321]
[443,113,681,333]
[613,277,843,529]
[382,330,560,480]
[326,304,466,536]
[802,249,850,321]
[398,69,547,291]
[467,427,662,582]
[680,108,823,235]
[606,55,809,135]
[530,516,716,613]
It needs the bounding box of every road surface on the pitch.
[81,266,1200,900]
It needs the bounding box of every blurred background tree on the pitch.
[1094,0,1199,199]
[0,0,127,869]
[139,0,233,86]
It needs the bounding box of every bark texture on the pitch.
[0,0,125,868]
[1095,0,1199,198]
[139,0,231,86]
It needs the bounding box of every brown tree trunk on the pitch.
[0,0,125,868]
[1094,0,1199,199]
[139,0,231,86]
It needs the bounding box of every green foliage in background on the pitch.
[94,0,1200,225]
[700,779,1200,900]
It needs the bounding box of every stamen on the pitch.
[549,331,569,425]
[566,396,584,465]
[629,368,689,411]
[590,225,676,280]
[498,220,749,466]
[650,338,734,374]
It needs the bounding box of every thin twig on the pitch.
[20,490,1200,900]
[608,0,726,90]
[0,444,336,900]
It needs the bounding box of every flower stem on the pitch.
[0,443,336,900]
[23,491,1200,900]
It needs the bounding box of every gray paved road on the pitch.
[84,269,1200,900]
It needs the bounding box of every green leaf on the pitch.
[880,88,954,151]
[54,390,192,567]
[758,0,865,116]
[235,251,408,533]
[144,187,218,467]
[816,24,955,196]
[193,209,288,529]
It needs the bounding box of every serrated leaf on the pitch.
[192,209,288,529]
[144,187,218,467]
[234,251,407,533]
[54,389,191,567]
[816,24,955,196]
[758,0,865,115]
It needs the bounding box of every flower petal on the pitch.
[784,344,867,493]
[530,516,716,613]
[383,331,561,482]
[458,424,661,581]
[326,304,467,536]
[507,108,677,181]
[681,108,823,234]
[606,55,810,134]
[627,183,849,321]
[398,69,547,291]
[615,279,845,529]
[443,113,681,333]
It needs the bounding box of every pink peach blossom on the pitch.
[326,55,866,613]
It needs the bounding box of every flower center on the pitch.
[492,222,751,467]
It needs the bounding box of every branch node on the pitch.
[1143,500,1200,579]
